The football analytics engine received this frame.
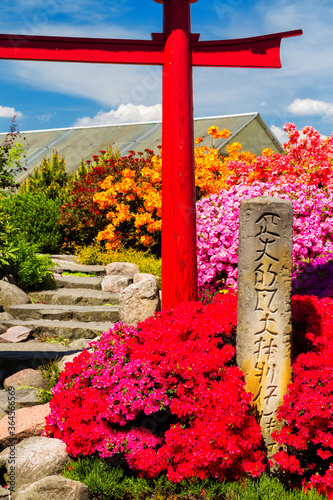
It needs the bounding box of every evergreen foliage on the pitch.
[0,192,63,253]
[19,149,70,202]
[0,117,26,191]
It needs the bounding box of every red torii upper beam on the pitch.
[0,30,301,68]
[0,0,302,309]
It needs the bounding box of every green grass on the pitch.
[62,457,325,500]
[62,270,97,277]
[78,244,161,278]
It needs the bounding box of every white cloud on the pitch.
[74,103,162,127]
[0,105,23,118]
[12,61,162,109]
[270,125,288,145]
[287,98,333,119]
[37,113,53,122]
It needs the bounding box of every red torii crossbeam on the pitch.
[0,0,302,309]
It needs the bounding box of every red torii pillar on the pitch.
[0,0,302,309]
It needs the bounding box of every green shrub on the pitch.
[7,238,55,291]
[0,209,17,270]
[0,192,63,253]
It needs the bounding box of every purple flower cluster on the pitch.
[196,182,333,299]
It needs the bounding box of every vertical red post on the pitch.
[162,0,198,309]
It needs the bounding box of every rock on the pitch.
[0,326,32,343]
[67,338,92,350]
[14,475,92,500]
[105,262,140,278]
[0,388,42,413]
[0,313,14,320]
[0,486,9,499]
[0,408,6,420]
[0,436,69,492]
[0,282,31,310]
[4,369,47,391]
[133,273,161,287]
[58,351,89,373]
[0,404,50,451]
[0,325,7,335]
[119,277,161,325]
[2,274,18,286]
[101,275,132,293]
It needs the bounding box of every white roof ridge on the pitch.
[1,112,259,135]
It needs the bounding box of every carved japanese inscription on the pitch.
[237,196,293,457]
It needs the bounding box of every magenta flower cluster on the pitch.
[196,182,333,299]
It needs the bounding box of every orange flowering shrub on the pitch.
[94,152,162,253]
[94,126,258,253]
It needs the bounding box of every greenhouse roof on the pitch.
[0,112,283,183]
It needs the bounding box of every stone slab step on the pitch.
[0,340,82,376]
[0,319,114,341]
[6,304,119,323]
[52,263,106,275]
[29,288,119,306]
[53,275,103,289]
[50,254,79,263]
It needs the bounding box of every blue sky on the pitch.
[0,0,332,144]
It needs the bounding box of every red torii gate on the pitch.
[0,0,302,309]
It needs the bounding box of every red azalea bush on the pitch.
[44,292,266,482]
[273,295,333,498]
[226,124,333,188]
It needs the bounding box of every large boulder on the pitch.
[119,277,161,325]
[133,272,161,287]
[105,262,140,278]
[0,404,50,451]
[3,369,48,391]
[101,275,132,292]
[0,436,69,492]
[14,475,92,500]
[0,282,31,311]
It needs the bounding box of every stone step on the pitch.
[6,304,119,323]
[52,263,106,275]
[29,288,119,306]
[0,319,114,341]
[53,275,103,289]
[50,254,79,263]
[0,340,83,377]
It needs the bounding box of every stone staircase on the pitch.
[1,255,120,342]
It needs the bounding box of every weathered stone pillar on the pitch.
[237,196,293,458]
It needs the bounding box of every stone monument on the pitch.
[237,196,293,457]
